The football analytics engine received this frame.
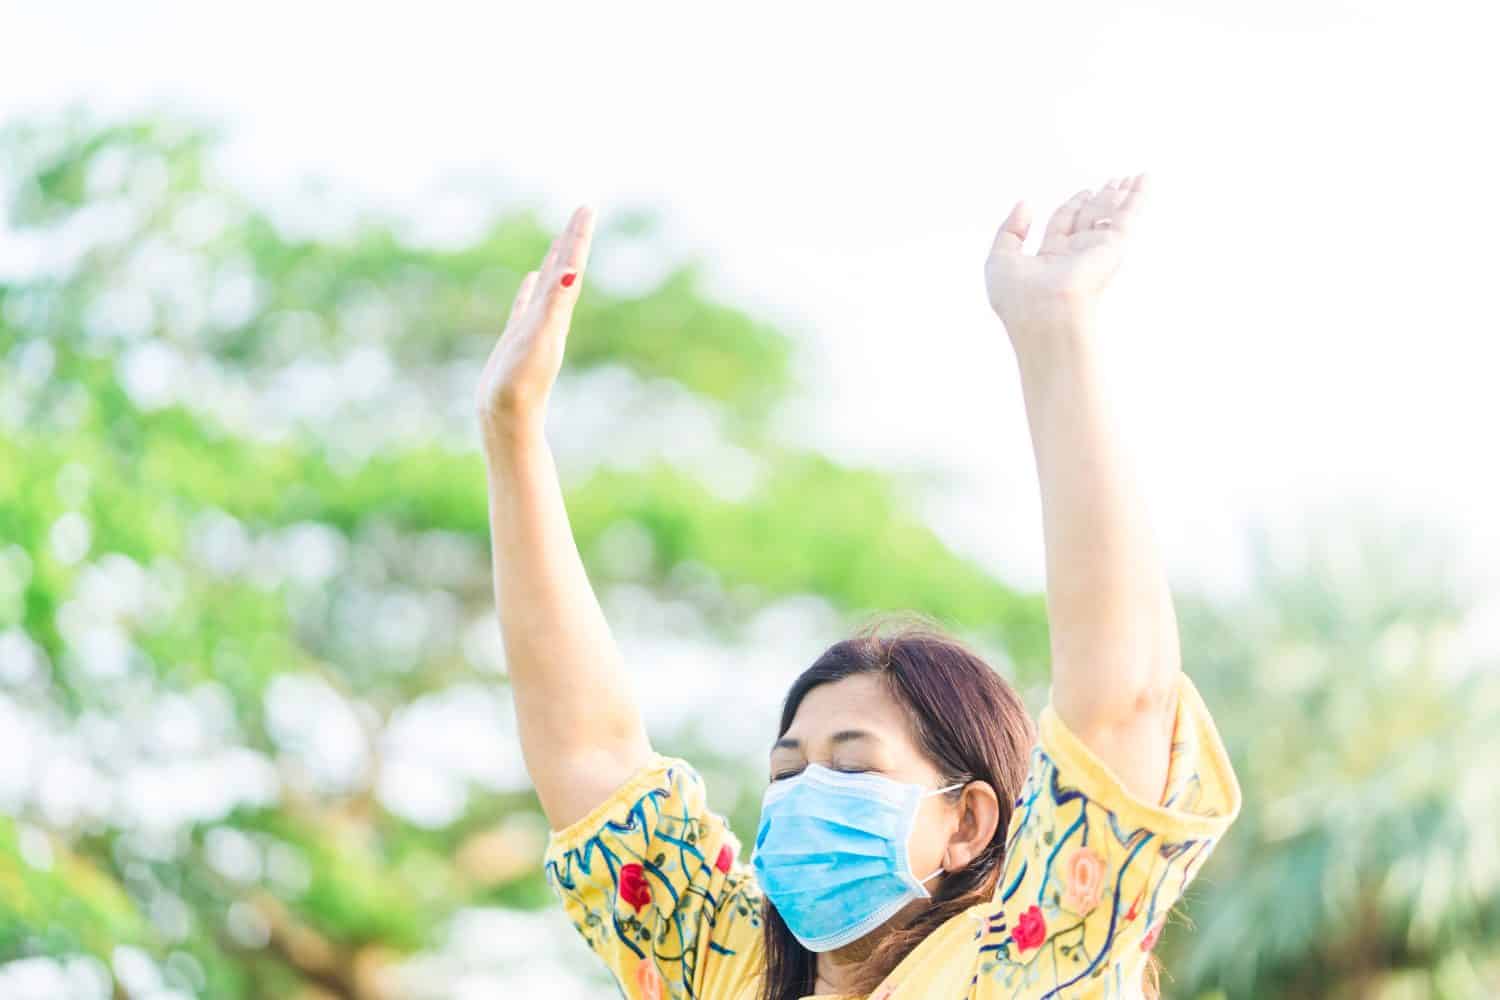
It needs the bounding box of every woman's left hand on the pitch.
[984,174,1148,352]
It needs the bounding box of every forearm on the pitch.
[484,418,651,829]
[1013,325,1180,793]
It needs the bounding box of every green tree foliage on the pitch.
[0,110,1047,997]
[3,111,1496,999]
[1164,507,1500,998]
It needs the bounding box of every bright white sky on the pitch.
[7,0,1500,607]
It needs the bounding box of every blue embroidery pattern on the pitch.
[969,738,1224,999]
[544,761,763,1000]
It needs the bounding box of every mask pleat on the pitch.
[765,872,910,925]
[757,817,896,859]
[756,851,890,886]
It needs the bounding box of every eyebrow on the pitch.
[772,729,880,751]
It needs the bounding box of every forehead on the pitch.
[781,673,917,744]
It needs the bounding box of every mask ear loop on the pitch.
[917,780,968,883]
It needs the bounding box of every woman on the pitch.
[476,175,1242,999]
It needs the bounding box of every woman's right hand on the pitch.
[476,204,595,442]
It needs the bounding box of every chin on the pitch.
[828,899,927,964]
[826,929,883,964]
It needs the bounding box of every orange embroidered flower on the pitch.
[635,958,664,1000]
[1061,846,1107,914]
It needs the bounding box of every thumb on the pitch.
[505,270,541,330]
[990,200,1031,255]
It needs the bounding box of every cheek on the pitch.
[906,805,955,872]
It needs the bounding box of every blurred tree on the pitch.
[0,109,1049,998]
[1164,506,1500,999]
[4,110,1495,1000]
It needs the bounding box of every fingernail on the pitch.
[560,272,577,288]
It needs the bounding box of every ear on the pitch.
[944,781,1001,872]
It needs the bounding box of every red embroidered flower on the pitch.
[715,843,734,874]
[618,862,651,912]
[1140,918,1164,952]
[1011,904,1047,951]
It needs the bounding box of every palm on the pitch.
[985,174,1147,333]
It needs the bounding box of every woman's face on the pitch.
[768,673,962,898]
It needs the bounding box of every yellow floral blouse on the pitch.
[543,671,1241,999]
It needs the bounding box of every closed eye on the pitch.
[770,764,874,782]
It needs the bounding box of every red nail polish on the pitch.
[560,272,577,287]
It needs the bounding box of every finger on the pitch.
[1096,178,1130,231]
[504,270,540,329]
[554,204,595,289]
[989,200,1031,256]
[1074,182,1121,232]
[1112,173,1150,233]
[533,237,561,302]
[539,205,595,321]
[482,269,540,383]
[539,205,590,288]
[1040,189,1090,254]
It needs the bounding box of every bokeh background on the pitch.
[3,2,1499,997]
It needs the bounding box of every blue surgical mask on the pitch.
[751,763,963,952]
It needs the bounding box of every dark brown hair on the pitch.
[757,612,1165,998]
[759,612,1037,1000]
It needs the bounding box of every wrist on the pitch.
[480,409,548,463]
[1007,317,1096,380]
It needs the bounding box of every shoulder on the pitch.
[544,753,749,934]
[1034,670,1241,839]
[960,672,1241,996]
[542,753,766,999]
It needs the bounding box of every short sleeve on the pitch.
[970,671,1242,997]
[542,753,766,1000]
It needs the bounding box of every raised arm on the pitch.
[477,205,652,830]
[983,175,1180,804]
